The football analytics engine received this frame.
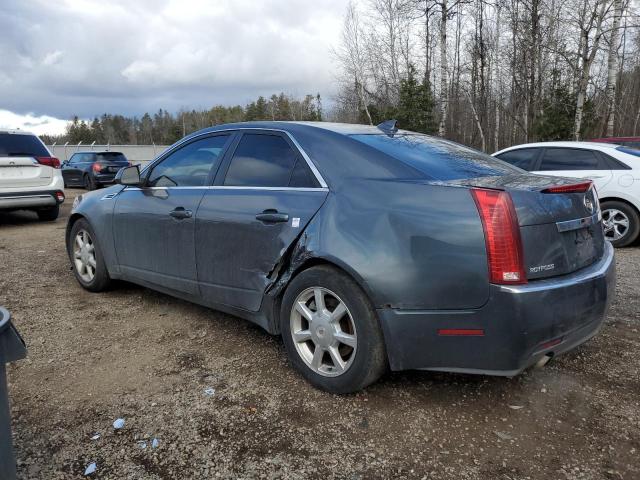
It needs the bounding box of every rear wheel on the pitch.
[37,205,59,221]
[280,265,387,394]
[601,200,640,247]
[84,174,97,191]
[69,218,111,291]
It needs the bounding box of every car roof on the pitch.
[494,141,619,155]
[0,129,37,136]
[72,151,124,154]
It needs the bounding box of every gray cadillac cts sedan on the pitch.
[66,121,615,393]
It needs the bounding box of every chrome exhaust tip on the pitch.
[535,354,553,369]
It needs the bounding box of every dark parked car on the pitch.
[589,137,640,149]
[61,151,130,190]
[66,122,615,393]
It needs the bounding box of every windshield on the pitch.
[0,133,49,157]
[350,134,521,180]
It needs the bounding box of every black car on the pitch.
[61,151,130,190]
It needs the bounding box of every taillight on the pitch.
[36,156,61,169]
[471,189,527,285]
[92,163,102,173]
[55,191,65,202]
[541,181,592,194]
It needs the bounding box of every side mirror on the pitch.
[115,165,141,186]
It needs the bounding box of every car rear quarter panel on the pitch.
[301,179,490,310]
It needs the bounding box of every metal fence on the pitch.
[47,143,170,165]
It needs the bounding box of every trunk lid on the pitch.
[0,156,53,188]
[450,174,604,280]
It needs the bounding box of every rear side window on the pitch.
[148,134,229,187]
[0,133,49,157]
[224,133,317,187]
[350,134,520,181]
[96,152,128,163]
[496,148,539,171]
[539,148,606,170]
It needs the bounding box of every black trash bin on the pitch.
[0,307,27,480]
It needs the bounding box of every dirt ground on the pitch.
[0,189,638,480]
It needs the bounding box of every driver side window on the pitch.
[147,135,230,187]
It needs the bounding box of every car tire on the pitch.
[601,200,640,248]
[68,218,111,292]
[280,265,387,394]
[84,174,97,191]
[36,205,60,221]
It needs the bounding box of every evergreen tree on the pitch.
[396,65,436,134]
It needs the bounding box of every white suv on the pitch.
[0,130,65,221]
[493,141,640,247]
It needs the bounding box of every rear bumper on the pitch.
[0,189,65,210]
[378,241,616,375]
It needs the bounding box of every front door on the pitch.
[196,131,328,311]
[113,133,233,295]
[62,153,90,186]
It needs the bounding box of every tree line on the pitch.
[45,0,639,153]
[332,0,640,151]
[42,93,323,146]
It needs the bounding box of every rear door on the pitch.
[535,147,613,191]
[0,132,53,189]
[113,133,233,295]
[196,131,328,311]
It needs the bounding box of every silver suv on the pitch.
[0,130,65,221]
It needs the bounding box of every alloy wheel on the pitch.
[602,208,630,241]
[73,229,97,283]
[290,287,357,377]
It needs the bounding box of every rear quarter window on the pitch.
[350,134,520,180]
[495,148,539,171]
[0,133,49,157]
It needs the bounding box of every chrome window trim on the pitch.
[141,127,329,189]
[125,186,329,192]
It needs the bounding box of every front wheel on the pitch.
[280,265,387,394]
[69,218,111,292]
[601,200,640,247]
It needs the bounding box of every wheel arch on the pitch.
[268,254,377,335]
[599,196,640,216]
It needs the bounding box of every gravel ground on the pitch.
[1,189,639,480]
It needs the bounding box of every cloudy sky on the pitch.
[0,0,346,135]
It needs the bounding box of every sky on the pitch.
[0,0,346,135]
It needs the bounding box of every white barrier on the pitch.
[47,144,170,165]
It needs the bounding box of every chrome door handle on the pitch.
[169,207,192,219]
